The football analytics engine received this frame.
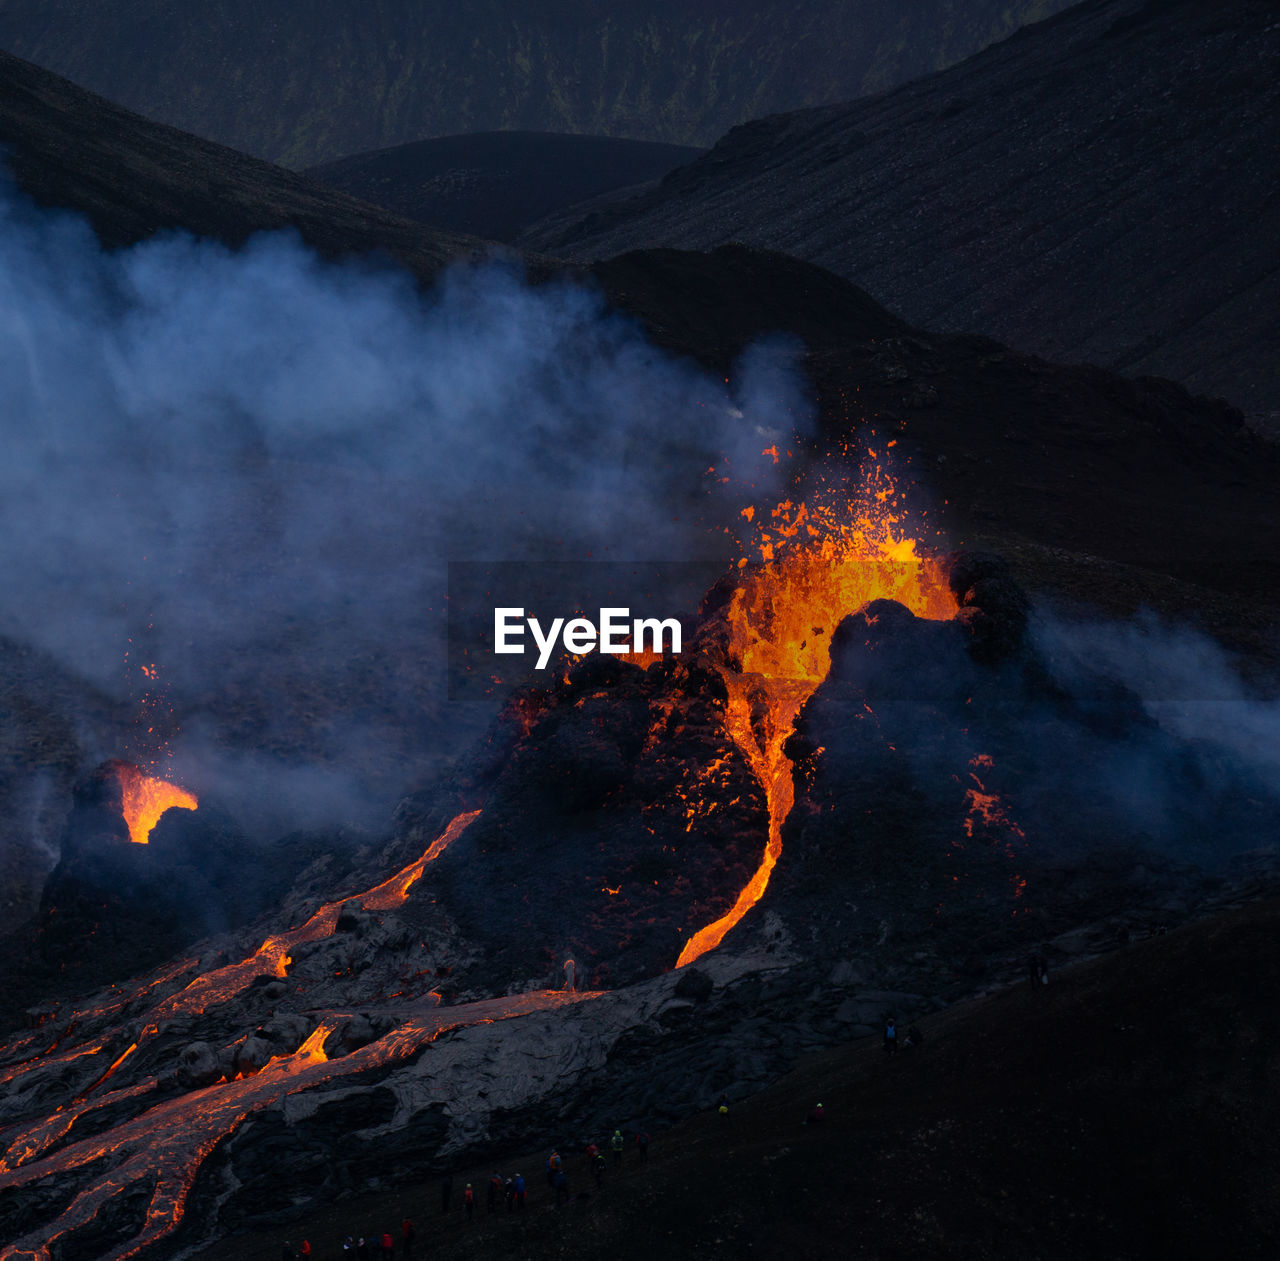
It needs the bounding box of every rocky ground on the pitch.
[185,896,1280,1261]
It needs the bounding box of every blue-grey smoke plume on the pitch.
[0,180,811,849]
[1029,608,1280,856]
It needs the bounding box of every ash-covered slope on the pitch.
[195,899,1280,1261]
[527,0,1280,422]
[305,132,704,243]
[0,0,1075,166]
[0,48,498,273]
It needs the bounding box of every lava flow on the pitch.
[0,809,599,1261]
[113,761,198,844]
[677,457,955,965]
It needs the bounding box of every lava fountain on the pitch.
[677,455,956,965]
[112,761,198,844]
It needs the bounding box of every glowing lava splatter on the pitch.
[113,762,198,844]
[677,455,955,965]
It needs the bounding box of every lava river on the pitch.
[677,460,955,964]
[0,810,601,1260]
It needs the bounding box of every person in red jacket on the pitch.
[401,1218,416,1257]
[380,1231,394,1259]
[298,1243,311,1260]
[464,1183,475,1221]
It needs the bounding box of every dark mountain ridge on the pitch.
[524,0,1280,425]
[305,131,704,243]
[0,0,1075,166]
[0,47,496,274]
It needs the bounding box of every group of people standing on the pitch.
[881,1016,924,1057]
[534,1127,652,1209]
[285,1129,652,1257]
[283,1228,414,1260]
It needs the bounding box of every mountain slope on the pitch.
[3,42,1274,638]
[305,131,704,242]
[0,0,1075,166]
[0,47,493,272]
[192,898,1280,1261]
[525,0,1280,423]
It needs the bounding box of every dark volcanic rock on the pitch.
[673,968,715,1002]
[761,578,1270,981]
[428,654,767,991]
[29,763,310,1002]
[177,1041,221,1089]
[948,549,1030,663]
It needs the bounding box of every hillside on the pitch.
[0,0,1074,166]
[305,131,704,242]
[0,47,494,271]
[190,898,1280,1260]
[526,0,1280,424]
[1,41,1275,649]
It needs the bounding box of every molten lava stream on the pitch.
[676,484,955,967]
[0,810,532,1259]
[676,673,808,966]
[150,810,481,1021]
[0,813,485,1186]
[0,991,600,1261]
[360,809,480,910]
[113,763,197,844]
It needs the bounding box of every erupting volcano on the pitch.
[112,762,198,845]
[678,454,954,964]
[7,439,1265,1261]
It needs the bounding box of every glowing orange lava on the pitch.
[0,811,517,1259]
[677,460,954,966]
[113,763,197,844]
[0,993,597,1261]
[362,810,481,910]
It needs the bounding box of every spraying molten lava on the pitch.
[112,762,198,845]
[677,456,955,965]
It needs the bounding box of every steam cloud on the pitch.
[0,178,811,839]
[1031,610,1280,836]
